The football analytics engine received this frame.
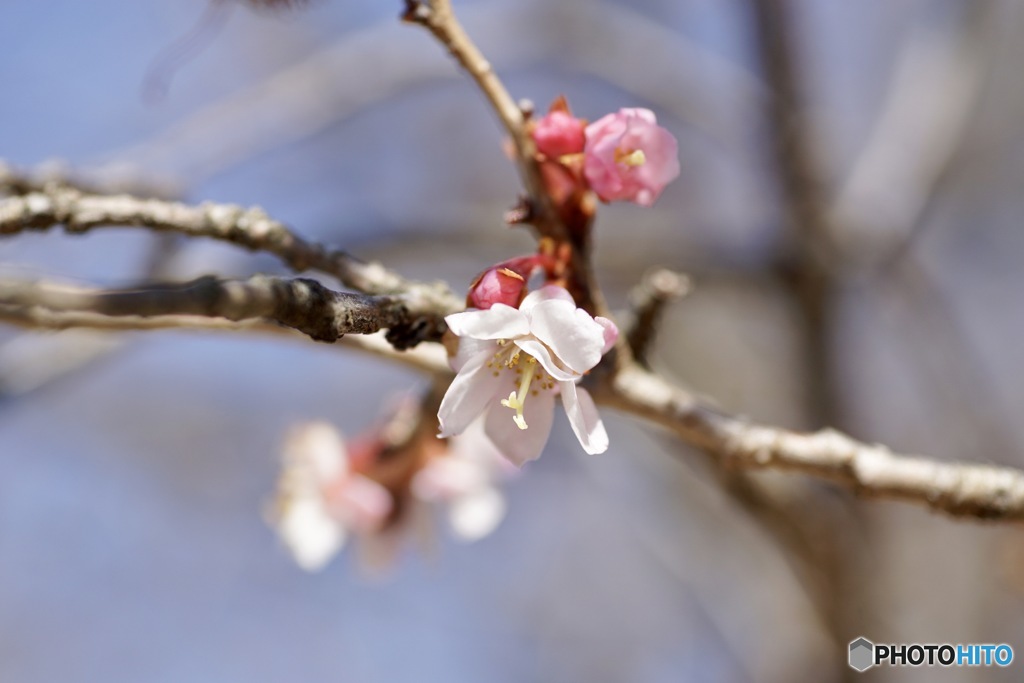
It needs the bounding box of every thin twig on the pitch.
[403,0,562,240]
[625,268,691,367]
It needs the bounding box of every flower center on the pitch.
[614,147,646,167]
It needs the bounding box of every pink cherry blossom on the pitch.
[532,110,586,159]
[270,422,392,571]
[583,108,680,206]
[438,285,618,466]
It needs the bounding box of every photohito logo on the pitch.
[848,637,1013,672]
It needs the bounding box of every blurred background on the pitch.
[2,0,1024,680]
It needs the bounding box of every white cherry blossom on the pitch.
[438,285,618,465]
[270,422,392,571]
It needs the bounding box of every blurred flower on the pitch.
[439,285,617,465]
[413,420,515,540]
[583,108,679,206]
[532,110,586,159]
[270,422,392,571]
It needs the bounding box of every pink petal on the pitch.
[595,316,619,354]
[528,299,606,373]
[336,475,393,533]
[532,110,586,158]
[437,350,505,437]
[412,457,483,501]
[484,389,556,466]
[559,382,609,455]
[445,305,529,340]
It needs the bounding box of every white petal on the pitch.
[560,382,609,454]
[519,285,575,315]
[277,497,346,572]
[452,337,495,372]
[484,389,555,466]
[513,338,578,382]
[437,350,505,438]
[445,305,529,340]
[411,457,483,501]
[448,487,506,541]
[283,422,347,482]
[528,300,606,373]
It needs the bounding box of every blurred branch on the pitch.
[0,187,462,315]
[0,275,435,347]
[599,364,1024,521]
[0,159,182,200]
[625,268,691,367]
[831,2,996,267]
[749,0,840,429]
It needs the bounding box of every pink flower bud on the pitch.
[583,108,680,206]
[466,254,555,310]
[467,267,527,310]
[532,110,586,159]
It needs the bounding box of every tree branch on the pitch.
[402,0,562,240]
[0,159,182,199]
[0,186,462,316]
[0,275,434,346]
[597,364,1024,521]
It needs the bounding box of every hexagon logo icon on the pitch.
[849,637,875,672]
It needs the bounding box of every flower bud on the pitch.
[532,110,586,159]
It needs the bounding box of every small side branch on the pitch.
[403,0,562,239]
[625,268,691,367]
[0,276,428,345]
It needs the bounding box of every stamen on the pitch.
[614,147,646,167]
[500,357,538,430]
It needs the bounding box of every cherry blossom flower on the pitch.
[270,422,392,571]
[532,110,586,159]
[583,108,680,206]
[438,285,618,466]
[413,420,516,540]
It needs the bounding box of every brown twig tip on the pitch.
[503,196,533,225]
[626,268,692,366]
[400,0,431,24]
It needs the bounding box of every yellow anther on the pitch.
[615,148,646,167]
